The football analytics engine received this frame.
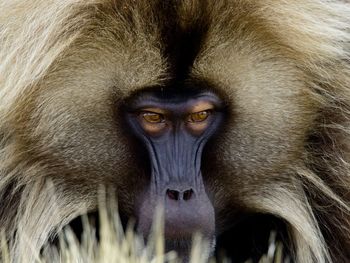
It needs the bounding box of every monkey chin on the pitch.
[137,230,215,263]
[164,236,216,263]
[136,217,216,262]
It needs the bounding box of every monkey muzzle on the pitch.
[135,131,216,260]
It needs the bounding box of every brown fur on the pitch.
[0,0,349,262]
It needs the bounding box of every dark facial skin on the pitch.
[124,89,224,260]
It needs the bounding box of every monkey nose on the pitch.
[136,185,215,239]
[166,188,194,201]
[161,186,215,238]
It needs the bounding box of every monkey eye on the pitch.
[188,110,211,123]
[141,112,165,123]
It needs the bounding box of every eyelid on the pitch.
[139,108,166,114]
[191,102,215,113]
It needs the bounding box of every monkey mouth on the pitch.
[164,237,194,261]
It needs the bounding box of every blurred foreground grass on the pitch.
[1,198,285,263]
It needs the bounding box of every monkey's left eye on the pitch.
[142,112,165,123]
[188,110,211,123]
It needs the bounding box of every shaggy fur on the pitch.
[0,0,349,262]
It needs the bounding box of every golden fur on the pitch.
[0,0,349,262]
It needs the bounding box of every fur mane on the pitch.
[0,1,349,262]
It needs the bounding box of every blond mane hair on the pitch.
[0,0,349,262]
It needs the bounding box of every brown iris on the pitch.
[188,110,211,123]
[139,111,166,135]
[142,112,165,123]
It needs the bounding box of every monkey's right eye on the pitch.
[141,112,165,123]
[138,111,167,135]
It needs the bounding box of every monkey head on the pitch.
[0,1,350,262]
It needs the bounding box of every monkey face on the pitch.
[121,88,225,258]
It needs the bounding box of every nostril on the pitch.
[183,189,194,201]
[166,189,180,200]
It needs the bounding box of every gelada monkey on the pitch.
[0,0,349,262]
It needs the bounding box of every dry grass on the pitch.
[1,197,286,263]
